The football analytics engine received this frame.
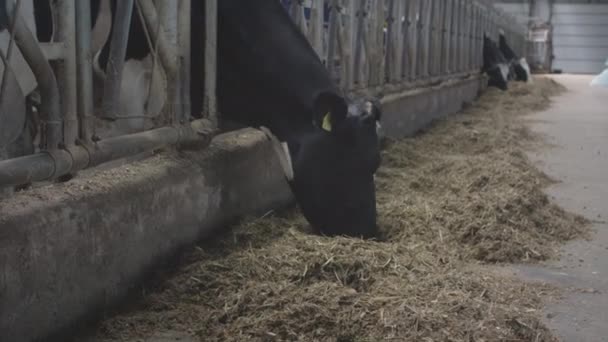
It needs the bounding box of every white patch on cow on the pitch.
[281,142,294,181]
[259,126,294,181]
[499,29,505,36]
[116,57,166,133]
[519,58,532,83]
[93,55,167,137]
[498,63,509,83]
[376,121,384,141]
[364,101,373,115]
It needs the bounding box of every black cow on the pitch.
[498,31,530,83]
[216,0,382,238]
[483,34,509,91]
[92,0,383,238]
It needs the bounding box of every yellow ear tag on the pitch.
[321,112,332,132]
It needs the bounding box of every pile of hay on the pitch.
[92,78,588,342]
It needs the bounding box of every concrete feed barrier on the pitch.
[0,128,293,342]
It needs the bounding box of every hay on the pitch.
[92,78,588,342]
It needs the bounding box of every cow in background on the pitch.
[499,30,531,83]
[483,34,510,91]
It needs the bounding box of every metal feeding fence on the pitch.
[283,0,527,94]
[0,0,526,195]
[0,0,217,194]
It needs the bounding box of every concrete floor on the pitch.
[512,75,608,342]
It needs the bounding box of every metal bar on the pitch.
[100,0,135,119]
[156,0,180,125]
[400,0,409,82]
[408,0,419,82]
[204,0,218,122]
[11,12,62,150]
[327,0,339,81]
[442,0,452,74]
[343,0,355,90]
[178,0,191,123]
[39,43,65,61]
[353,0,366,87]
[451,0,459,74]
[76,0,94,142]
[56,0,78,146]
[135,0,180,125]
[309,0,324,61]
[0,120,213,189]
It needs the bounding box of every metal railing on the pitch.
[0,0,217,193]
[0,0,526,194]
[285,0,527,95]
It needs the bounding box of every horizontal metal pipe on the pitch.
[89,127,179,167]
[0,120,214,188]
[0,153,56,186]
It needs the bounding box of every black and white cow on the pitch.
[38,0,379,238]
[483,34,510,91]
[213,0,382,238]
[498,30,531,83]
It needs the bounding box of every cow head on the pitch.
[288,94,383,239]
[483,34,509,91]
[486,64,509,91]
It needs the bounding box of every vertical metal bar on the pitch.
[11,14,62,149]
[385,0,394,83]
[400,0,410,82]
[101,0,134,119]
[204,0,217,122]
[409,0,419,82]
[466,1,473,72]
[376,0,385,86]
[309,0,324,61]
[56,0,77,146]
[353,0,366,87]
[344,0,355,90]
[156,0,180,125]
[135,0,180,125]
[421,0,431,79]
[451,0,459,74]
[391,0,403,83]
[76,0,94,142]
[179,0,191,122]
[442,0,452,75]
[427,0,436,77]
[459,0,465,73]
[327,0,338,81]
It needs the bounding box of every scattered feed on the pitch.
[91,77,588,342]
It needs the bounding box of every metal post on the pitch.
[178,0,191,123]
[11,12,62,150]
[204,0,218,122]
[100,0,135,119]
[55,0,78,146]
[76,0,94,142]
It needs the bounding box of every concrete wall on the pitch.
[380,76,485,138]
[0,76,485,342]
[0,129,293,342]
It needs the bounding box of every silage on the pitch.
[92,78,588,342]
